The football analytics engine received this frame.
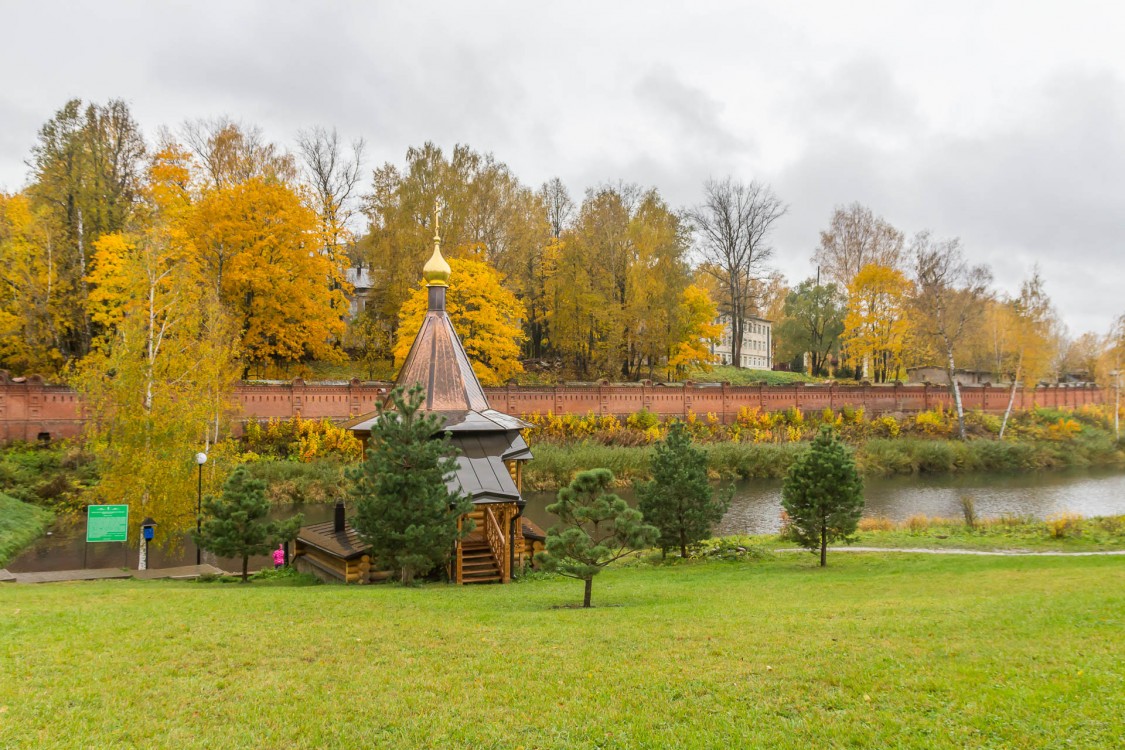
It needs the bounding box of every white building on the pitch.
[345,267,374,318]
[711,314,772,370]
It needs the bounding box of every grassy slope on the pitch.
[0,494,53,567]
[701,365,822,385]
[1,555,1123,748]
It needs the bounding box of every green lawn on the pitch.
[0,493,53,567]
[2,554,1123,748]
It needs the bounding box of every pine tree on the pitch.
[536,468,659,608]
[193,466,303,582]
[636,422,731,558]
[781,426,864,567]
[347,384,473,585]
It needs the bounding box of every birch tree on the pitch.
[910,232,993,440]
[998,270,1054,438]
[77,149,238,546]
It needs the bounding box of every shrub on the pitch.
[871,415,900,438]
[960,495,978,529]
[242,459,348,504]
[1047,418,1082,441]
[858,516,895,532]
[1046,512,1083,539]
[914,409,953,437]
[906,514,930,533]
[692,536,771,561]
[626,408,660,431]
[242,416,362,462]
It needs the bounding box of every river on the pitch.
[8,469,1125,573]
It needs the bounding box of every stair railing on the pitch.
[484,505,506,580]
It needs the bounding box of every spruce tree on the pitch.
[347,384,473,585]
[193,466,303,582]
[636,422,732,558]
[536,468,658,608]
[781,425,864,567]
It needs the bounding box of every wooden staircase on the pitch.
[461,537,502,584]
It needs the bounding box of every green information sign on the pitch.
[87,504,129,543]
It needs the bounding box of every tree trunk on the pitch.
[583,577,593,608]
[680,530,688,559]
[999,360,1022,440]
[1003,364,1021,436]
[730,292,744,368]
[241,555,249,583]
[820,524,827,567]
[946,346,967,440]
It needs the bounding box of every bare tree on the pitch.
[910,232,993,439]
[814,202,905,286]
[689,178,787,367]
[182,117,297,187]
[539,177,574,238]
[297,126,366,256]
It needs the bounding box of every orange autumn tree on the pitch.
[668,284,722,379]
[0,192,69,376]
[394,254,526,386]
[191,177,349,374]
[843,263,913,382]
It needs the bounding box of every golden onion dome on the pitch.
[423,208,451,286]
[423,244,451,287]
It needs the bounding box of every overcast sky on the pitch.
[2,1,1122,334]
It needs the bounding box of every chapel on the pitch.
[292,215,544,583]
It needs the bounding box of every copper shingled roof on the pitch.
[396,306,491,414]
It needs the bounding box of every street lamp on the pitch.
[195,451,207,565]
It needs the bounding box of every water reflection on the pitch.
[9,469,1125,573]
[7,503,337,574]
[522,468,1125,536]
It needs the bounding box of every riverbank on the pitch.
[769,511,1125,553]
[1,553,1121,747]
[523,433,1125,490]
[0,493,53,567]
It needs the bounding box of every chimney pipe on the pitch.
[334,501,346,534]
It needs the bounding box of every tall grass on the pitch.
[241,458,349,504]
[0,492,54,566]
[853,511,1125,550]
[524,441,804,489]
[856,437,1124,477]
[525,432,1125,490]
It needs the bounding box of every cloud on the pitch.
[788,56,922,141]
[635,66,749,157]
[771,68,1125,333]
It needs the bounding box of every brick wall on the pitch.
[0,372,1108,443]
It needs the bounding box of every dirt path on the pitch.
[776,547,1125,557]
[1,563,226,584]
